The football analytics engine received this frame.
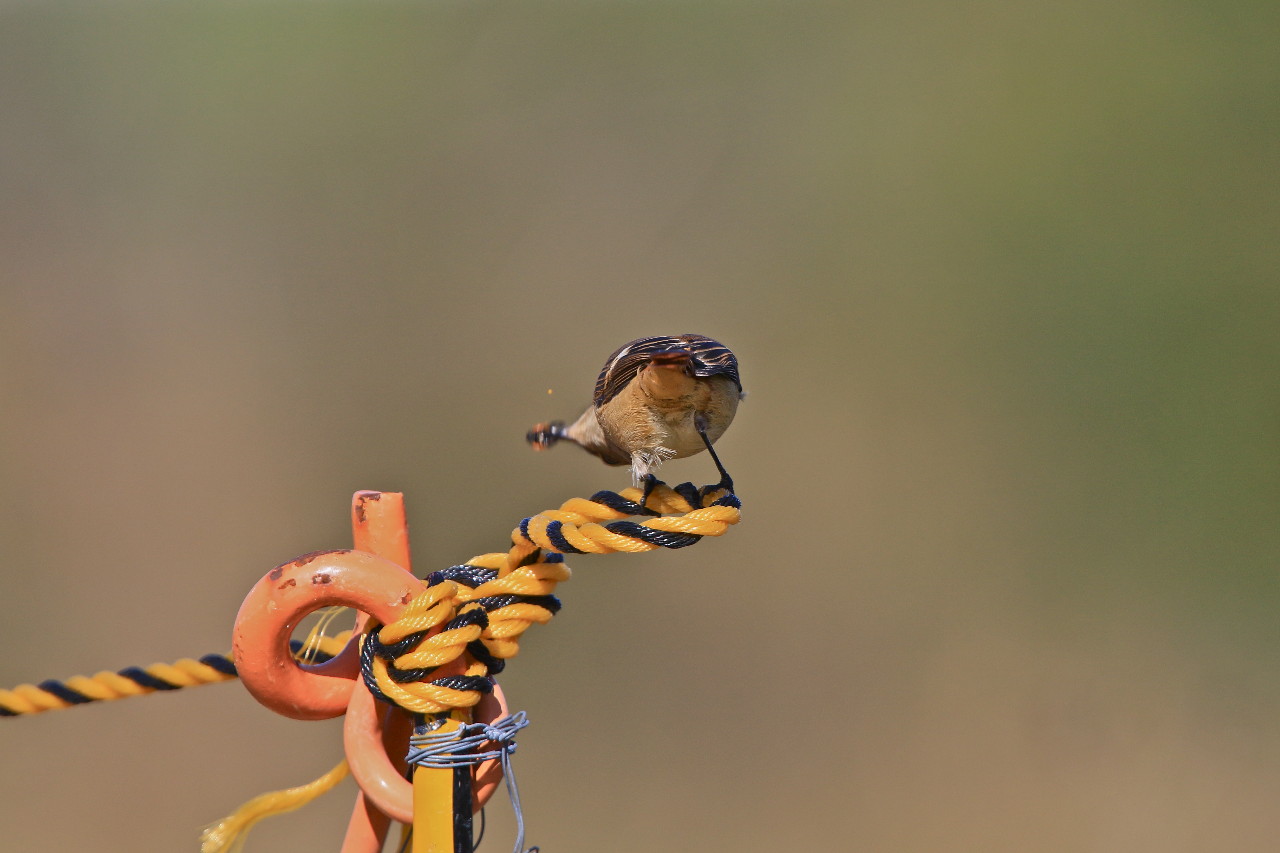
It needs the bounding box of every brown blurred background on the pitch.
[1,3,1277,851]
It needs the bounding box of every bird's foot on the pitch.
[637,473,661,515]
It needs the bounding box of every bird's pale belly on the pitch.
[655,409,723,458]
[655,413,707,459]
[596,375,736,460]
[648,377,739,459]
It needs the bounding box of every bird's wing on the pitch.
[593,334,741,407]
[679,334,742,393]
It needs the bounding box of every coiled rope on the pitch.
[4,476,741,852]
[1,479,738,721]
[358,477,740,715]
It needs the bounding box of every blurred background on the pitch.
[1,2,1277,851]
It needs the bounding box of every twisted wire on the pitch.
[406,712,533,853]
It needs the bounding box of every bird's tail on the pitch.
[526,421,567,450]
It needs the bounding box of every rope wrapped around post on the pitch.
[1,475,742,853]
[358,477,741,715]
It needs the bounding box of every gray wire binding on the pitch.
[406,711,535,853]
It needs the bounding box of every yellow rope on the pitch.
[198,621,357,853]
[0,481,739,720]
[515,483,739,554]
[0,633,352,717]
[200,759,350,853]
[363,479,740,715]
[202,480,740,849]
[2,478,742,852]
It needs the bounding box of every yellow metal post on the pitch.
[413,717,466,853]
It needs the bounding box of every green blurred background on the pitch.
[1,2,1277,851]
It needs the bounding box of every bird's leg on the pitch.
[695,413,734,494]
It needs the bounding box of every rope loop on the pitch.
[358,476,740,717]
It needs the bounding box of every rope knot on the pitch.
[484,724,509,744]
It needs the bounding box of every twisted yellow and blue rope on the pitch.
[0,637,348,717]
[358,476,740,715]
[1,476,740,720]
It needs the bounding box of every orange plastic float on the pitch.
[231,491,505,853]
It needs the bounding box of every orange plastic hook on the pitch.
[232,530,508,838]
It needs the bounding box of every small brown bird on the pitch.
[527,334,742,490]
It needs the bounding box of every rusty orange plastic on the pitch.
[344,490,415,853]
[232,548,423,721]
[345,672,510,823]
[233,490,508,853]
[352,489,412,574]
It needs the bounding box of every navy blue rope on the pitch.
[358,629,394,705]
[587,489,651,515]
[37,679,98,704]
[361,627,496,697]
[200,652,239,676]
[602,521,702,549]
[542,520,581,554]
[441,564,500,588]
[117,667,181,691]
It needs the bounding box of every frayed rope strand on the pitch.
[200,759,350,853]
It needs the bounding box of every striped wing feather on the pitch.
[593,334,741,408]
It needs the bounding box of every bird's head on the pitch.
[639,348,697,399]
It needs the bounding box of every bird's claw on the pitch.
[638,473,662,515]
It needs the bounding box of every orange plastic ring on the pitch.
[345,675,510,822]
[233,546,509,820]
[232,549,424,720]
